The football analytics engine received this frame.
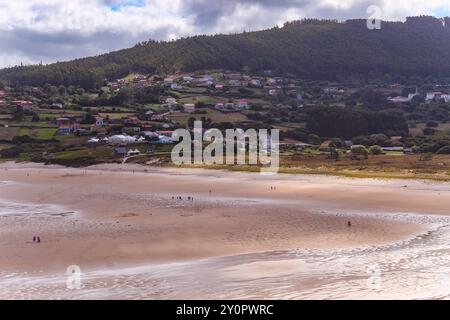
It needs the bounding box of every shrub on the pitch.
[0,146,23,158]
[351,145,369,160]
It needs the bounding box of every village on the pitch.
[1,70,450,172]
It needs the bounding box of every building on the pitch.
[56,118,72,135]
[95,116,106,126]
[157,130,174,137]
[382,147,404,152]
[183,104,196,113]
[236,99,250,110]
[249,79,262,87]
[171,83,182,90]
[165,97,178,108]
[164,78,174,86]
[266,78,277,86]
[225,73,241,80]
[115,147,127,156]
[324,87,345,94]
[13,100,33,110]
[125,117,141,125]
[225,102,235,110]
[156,136,173,144]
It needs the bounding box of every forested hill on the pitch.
[2,16,450,88]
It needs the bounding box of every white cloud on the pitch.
[0,0,449,68]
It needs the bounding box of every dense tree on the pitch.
[306,106,408,139]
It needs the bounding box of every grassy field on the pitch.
[36,128,58,140]
[164,153,450,182]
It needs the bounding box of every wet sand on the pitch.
[1,162,450,299]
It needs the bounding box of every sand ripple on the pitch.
[1,212,450,300]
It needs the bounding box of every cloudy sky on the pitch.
[1,0,450,68]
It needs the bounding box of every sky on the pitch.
[1,0,450,68]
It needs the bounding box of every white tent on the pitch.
[108,135,137,145]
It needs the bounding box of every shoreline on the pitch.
[3,159,450,183]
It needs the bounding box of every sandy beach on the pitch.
[1,162,450,299]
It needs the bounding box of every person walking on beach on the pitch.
[33,236,36,243]
[37,236,41,243]
[347,221,352,228]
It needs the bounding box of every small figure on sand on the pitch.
[37,236,41,243]
[33,236,36,243]
[347,221,352,228]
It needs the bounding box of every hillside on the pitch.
[1,16,450,88]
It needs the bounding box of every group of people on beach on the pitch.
[172,196,194,202]
[32,236,41,243]
[171,189,214,202]
[270,186,277,191]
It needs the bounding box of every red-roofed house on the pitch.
[13,100,33,110]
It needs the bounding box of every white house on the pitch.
[165,97,178,107]
[127,149,141,157]
[389,96,411,103]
